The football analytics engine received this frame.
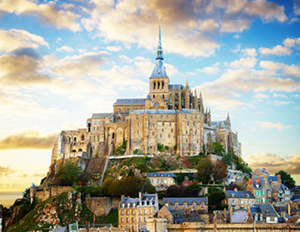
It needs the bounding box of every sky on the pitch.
[0,0,300,197]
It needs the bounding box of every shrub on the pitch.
[157,143,165,152]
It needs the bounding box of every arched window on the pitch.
[74,137,77,142]
[162,94,164,99]
[78,148,82,152]
[162,81,164,89]
[81,135,84,141]
[158,81,160,89]
[153,81,156,89]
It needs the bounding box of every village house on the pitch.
[118,193,158,231]
[250,204,278,223]
[225,188,255,210]
[146,172,177,191]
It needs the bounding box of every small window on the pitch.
[168,134,170,138]
[152,132,154,136]
[137,130,139,135]
[162,129,164,132]
[127,108,129,112]
[137,123,139,127]
[161,116,163,119]
[171,129,173,133]
[136,115,139,119]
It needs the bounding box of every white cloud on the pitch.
[233,34,241,39]
[259,60,283,70]
[196,62,220,74]
[273,100,294,105]
[292,94,300,98]
[242,48,257,57]
[56,46,74,53]
[104,46,122,52]
[253,93,269,99]
[283,38,300,47]
[259,45,291,56]
[199,19,219,32]
[220,19,251,33]
[0,29,49,53]
[282,64,300,79]
[273,93,287,98]
[229,57,257,69]
[257,121,292,130]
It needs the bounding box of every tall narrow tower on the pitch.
[148,18,170,109]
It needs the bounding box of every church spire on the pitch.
[156,17,164,60]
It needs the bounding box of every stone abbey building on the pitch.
[51,22,241,163]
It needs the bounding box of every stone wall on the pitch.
[79,228,129,232]
[35,186,74,202]
[85,197,121,216]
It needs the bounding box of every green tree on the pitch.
[210,142,225,155]
[195,157,213,184]
[108,180,122,197]
[23,188,30,199]
[208,191,226,206]
[102,177,114,195]
[222,152,233,167]
[54,161,82,186]
[275,170,296,189]
[186,184,202,197]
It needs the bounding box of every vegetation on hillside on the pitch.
[275,170,296,189]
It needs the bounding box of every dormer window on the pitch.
[175,202,179,208]
[183,202,187,208]
[127,203,130,208]
[122,204,125,208]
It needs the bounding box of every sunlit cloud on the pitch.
[196,62,220,74]
[0,129,57,150]
[0,165,15,178]
[0,29,49,53]
[245,153,300,175]
[257,121,292,130]
[56,46,74,53]
[259,45,291,56]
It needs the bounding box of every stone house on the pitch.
[246,177,272,204]
[250,204,278,223]
[271,184,291,206]
[252,168,270,178]
[225,189,255,210]
[118,193,158,231]
[146,172,176,191]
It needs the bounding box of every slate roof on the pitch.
[231,210,248,223]
[275,206,297,214]
[259,204,278,217]
[164,197,208,205]
[169,84,184,90]
[114,98,146,105]
[257,168,270,175]
[150,59,168,78]
[183,211,204,222]
[292,195,300,201]
[291,186,300,192]
[119,194,157,209]
[252,177,264,189]
[133,109,177,115]
[179,109,199,114]
[267,176,278,182]
[92,113,112,119]
[147,173,177,178]
[225,190,255,199]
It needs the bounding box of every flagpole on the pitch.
[288,202,290,232]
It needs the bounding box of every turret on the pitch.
[185,78,189,109]
[225,112,231,129]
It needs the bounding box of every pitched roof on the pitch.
[147,173,177,178]
[150,59,168,78]
[231,210,248,223]
[114,98,146,105]
[92,113,113,119]
[225,190,255,199]
[259,204,278,217]
[252,177,264,189]
[183,211,204,222]
[133,109,177,115]
[267,176,278,182]
[164,197,207,205]
[169,84,184,90]
[257,168,270,175]
[179,109,199,114]
[119,193,157,209]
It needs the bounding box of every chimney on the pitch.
[139,192,142,201]
[277,174,281,183]
[263,168,266,171]
[121,195,125,202]
[255,179,260,183]
[234,187,238,192]
[249,178,253,185]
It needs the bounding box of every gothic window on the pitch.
[158,81,160,89]
[154,103,159,108]
[74,137,77,142]
[81,135,84,141]
[153,81,156,89]
[153,95,155,98]
[162,94,165,99]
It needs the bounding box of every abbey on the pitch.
[51,22,241,162]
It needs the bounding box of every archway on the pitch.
[116,127,123,147]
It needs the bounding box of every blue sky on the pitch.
[0,0,300,193]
